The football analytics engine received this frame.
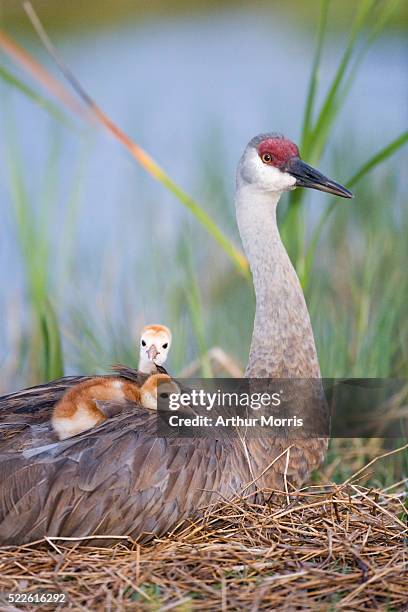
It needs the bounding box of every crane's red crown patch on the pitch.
[258,138,299,167]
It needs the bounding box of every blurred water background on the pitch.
[0,0,407,390]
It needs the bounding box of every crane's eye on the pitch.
[160,392,169,399]
[162,343,168,349]
[141,340,146,347]
[261,152,273,164]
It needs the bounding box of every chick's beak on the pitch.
[285,157,353,199]
[147,345,159,361]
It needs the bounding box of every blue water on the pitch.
[0,7,406,374]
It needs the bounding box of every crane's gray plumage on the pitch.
[0,134,353,545]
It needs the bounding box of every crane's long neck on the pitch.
[236,185,320,378]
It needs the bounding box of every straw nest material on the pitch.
[0,450,406,611]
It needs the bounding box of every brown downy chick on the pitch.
[52,377,141,440]
[139,324,172,374]
[140,374,180,410]
[52,374,180,440]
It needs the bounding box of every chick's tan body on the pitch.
[52,373,176,440]
[52,376,140,440]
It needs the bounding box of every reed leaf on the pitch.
[180,238,213,378]
[40,299,64,381]
[347,131,408,188]
[0,3,248,277]
[301,131,408,290]
[304,0,377,164]
[4,107,64,382]
[284,0,402,279]
[0,64,70,124]
[324,0,402,138]
[300,0,330,151]
[280,0,331,271]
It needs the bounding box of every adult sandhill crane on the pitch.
[0,134,352,545]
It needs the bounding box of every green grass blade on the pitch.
[302,130,408,290]
[301,202,336,290]
[0,24,248,277]
[41,298,64,380]
[365,0,402,42]
[1,11,249,278]
[160,174,249,278]
[310,0,400,162]
[347,132,408,187]
[4,103,64,383]
[300,0,330,150]
[288,0,401,281]
[282,0,330,269]
[181,238,213,377]
[284,0,376,269]
[0,64,71,125]
[305,0,377,162]
[332,0,402,120]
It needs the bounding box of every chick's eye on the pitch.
[162,343,168,349]
[160,392,169,399]
[141,340,146,347]
[261,152,273,164]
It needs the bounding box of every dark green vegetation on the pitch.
[2,0,408,33]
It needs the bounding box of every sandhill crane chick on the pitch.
[139,324,172,374]
[140,374,180,410]
[52,373,178,440]
[52,376,140,440]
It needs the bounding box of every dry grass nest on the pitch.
[0,446,407,611]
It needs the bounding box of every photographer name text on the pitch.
[167,415,304,428]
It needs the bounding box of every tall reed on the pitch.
[3,109,64,382]
[281,0,407,289]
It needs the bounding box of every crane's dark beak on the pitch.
[285,157,353,199]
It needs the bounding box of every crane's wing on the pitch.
[110,363,169,382]
[0,378,239,546]
[0,376,327,546]
[0,366,142,426]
